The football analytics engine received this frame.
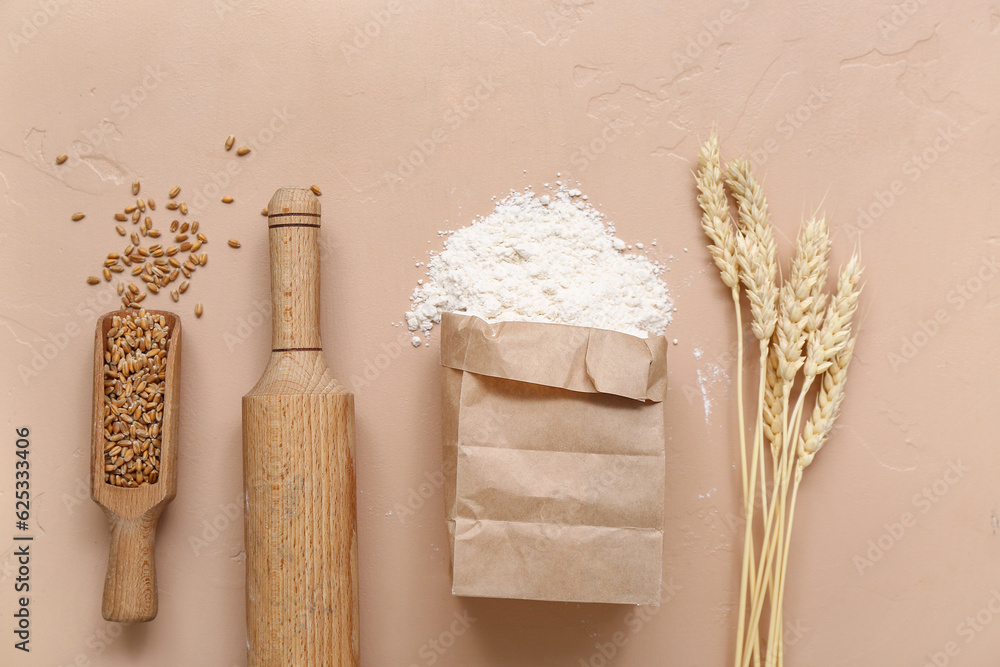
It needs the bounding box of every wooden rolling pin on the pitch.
[243,188,360,666]
[91,309,181,623]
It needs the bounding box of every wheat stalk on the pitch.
[755,217,829,656]
[742,219,824,664]
[743,222,840,667]
[696,132,746,499]
[697,134,763,667]
[724,156,780,667]
[765,336,857,667]
[766,254,862,667]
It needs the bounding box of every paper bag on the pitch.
[441,313,667,605]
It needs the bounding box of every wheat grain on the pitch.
[101,310,168,487]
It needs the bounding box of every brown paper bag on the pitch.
[441,313,667,605]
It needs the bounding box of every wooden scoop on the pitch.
[90,309,181,623]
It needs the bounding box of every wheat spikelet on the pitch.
[804,251,862,378]
[727,159,777,341]
[697,132,739,290]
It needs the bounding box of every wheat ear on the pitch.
[697,131,739,292]
[728,158,778,342]
[804,250,861,379]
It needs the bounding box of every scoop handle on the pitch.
[266,187,323,351]
[102,509,161,623]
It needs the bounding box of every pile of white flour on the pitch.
[405,187,673,343]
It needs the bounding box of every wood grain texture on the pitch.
[243,188,360,666]
[90,309,181,623]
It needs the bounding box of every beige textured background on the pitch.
[2,1,999,665]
